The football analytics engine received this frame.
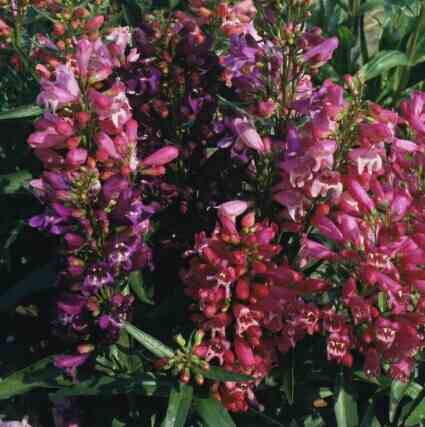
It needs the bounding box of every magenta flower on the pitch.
[54,354,89,379]
[37,66,80,112]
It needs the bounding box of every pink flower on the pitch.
[66,148,87,168]
[299,237,335,267]
[28,128,67,150]
[304,37,339,68]
[312,215,344,243]
[141,146,179,167]
[106,27,131,60]
[345,178,375,212]
[348,148,383,175]
[326,332,351,362]
[234,337,255,367]
[221,0,257,37]
[89,82,131,130]
[96,132,120,160]
[390,358,415,383]
[310,171,342,199]
[76,38,93,79]
[76,37,114,83]
[401,92,425,135]
[37,66,80,112]
[273,190,305,221]
[217,200,249,221]
[234,118,265,153]
[280,156,314,188]
[364,348,380,377]
[390,191,412,221]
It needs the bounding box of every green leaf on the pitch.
[51,373,166,398]
[192,366,252,383]
[161,383,193,427]
[169,0,180,8]
[124,322,174,358]
[0,356,70,399]
[405,396,425,426]
[360,400,382,427]
[0,264,56,312]
[112,418,126,427]
[303,415,326,427]
[334,373,359,427]
[194,398,236,427]
[360,0,384,14]
[282,353,295,405]
[390,380,409,422]
[356,50,410,83]
[405,382,423,400]
[353,370,391,387]
[128,271,154,305]
[0,171,32,194]
[0,105,43,120]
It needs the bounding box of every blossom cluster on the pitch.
[26,11,178,376]
[182,207,323,411]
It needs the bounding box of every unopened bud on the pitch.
[180,368,191,384]
[174,334,186,348]
[195,373,204,386]
[194,329,205,346]
[78,343,94,354]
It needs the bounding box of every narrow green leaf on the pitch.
[356,50,410,83]
[124,322,174,358]
[0,356,69,399]
[390,380,409,422]
[334,373,359,427]
[282,354,295,405]
[112,418,126,427]
[0,105,43,120]
[128,271,154,305]
[194,398,236,427]
[51,374,166,398]
[405,396,425,426]
[360,400,382,427]
[192,366,252,383]
[161,383,193,427]
[0,264,56,312]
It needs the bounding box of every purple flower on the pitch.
[83,263,114,294]
[29,212,66,235]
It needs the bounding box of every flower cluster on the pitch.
[181,206,323,411]
[26,12,178,374]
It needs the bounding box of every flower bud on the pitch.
[241,211,256,228]
[78,343,94,354]
[194,329,205,346]
[235,279,250,300]
[141,146,179,167]
[180,368,191,384]
[85,15,104,32]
